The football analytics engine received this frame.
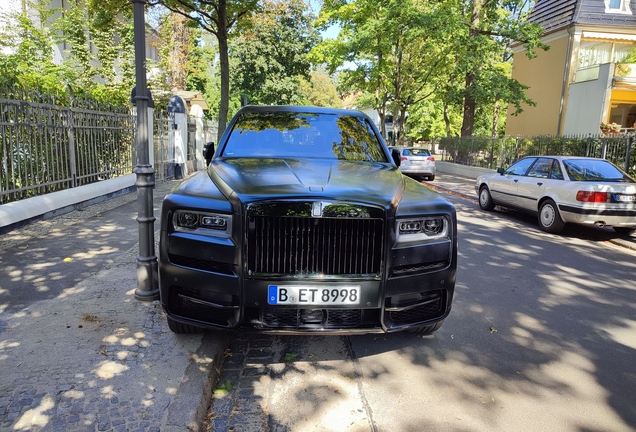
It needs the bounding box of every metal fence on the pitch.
[0,86,219,205]
[0,87,135,204]
[435,133,636,177]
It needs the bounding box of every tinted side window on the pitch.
[526,158,553,178]
[504,158,535,176]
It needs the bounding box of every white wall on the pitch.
[0,175,136,230]
[435,161,494,179]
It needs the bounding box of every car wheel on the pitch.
[428,175,435,181]
[167,316,202,334]
[479,186,495,211]
[613,227,635,236]
[538,199,565,233]
[407,321,443,336]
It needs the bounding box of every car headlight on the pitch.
[396,216,449,242]
[173,210,232,237]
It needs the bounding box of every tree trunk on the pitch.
[375,48,387,139]
[217,0,229,142]
[443,103,452,137]
[398,108,407,146]
[460,2,481,138]
[491,102,500,137]
[461,71,475,137]
[378,109,387,139]
[169,14,189,91]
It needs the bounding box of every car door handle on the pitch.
[537,182,543,186]
[514,179,518,183]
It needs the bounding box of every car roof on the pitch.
[521,155,611,162]
[235,105,367,117]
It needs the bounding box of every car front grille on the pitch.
[247,215,384,276]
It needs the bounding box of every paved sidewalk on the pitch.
[0,180,229,432]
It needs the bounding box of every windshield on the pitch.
[222,112,388,162]
[563,159,635,182]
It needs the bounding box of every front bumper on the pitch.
[399,165,436,176]
[159,231,456,334]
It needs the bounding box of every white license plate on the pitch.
[614,194,636,202]
[267,285,360,305]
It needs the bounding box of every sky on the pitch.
[308,0,341,40]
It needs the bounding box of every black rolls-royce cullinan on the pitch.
[159,106,457,335]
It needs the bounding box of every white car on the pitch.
[389,147,436,181]
[475,156,636,234]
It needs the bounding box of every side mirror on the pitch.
[204,142,215,166]
[497,167,505,175]
[390,148,401,167]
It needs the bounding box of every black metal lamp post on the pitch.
[132,0,160,301]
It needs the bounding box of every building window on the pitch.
[605,0,632,13]
[578,40,635,68]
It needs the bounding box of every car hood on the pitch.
[208,158,403,207]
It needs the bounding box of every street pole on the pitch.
[132,0,160,301]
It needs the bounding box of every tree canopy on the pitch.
[0,0,549,141]
[313,0,546,140]
[230,0,319,106]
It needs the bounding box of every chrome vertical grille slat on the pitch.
[248,215,383,276]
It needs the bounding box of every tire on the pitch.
[538,199,565,233]
[479,186,495,211]
[407,320,443,336]
[613,226,635,236]
[428,175,435,181]
[167,316,202,334]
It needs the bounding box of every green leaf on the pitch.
[284,352,300,362]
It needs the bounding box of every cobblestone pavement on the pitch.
[0,180,228,432]
[205,333,370,432]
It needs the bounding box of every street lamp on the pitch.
[132,0,160,301]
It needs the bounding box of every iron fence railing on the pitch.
[435,133,636,177]
[0,87,212,205]
[0,87,135,204]
[202,119,218,146]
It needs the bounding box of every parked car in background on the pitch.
[389,147,436,181]
[159,106,457,336]
[475,156,636,234]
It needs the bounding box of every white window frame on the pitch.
[605,0,632,14]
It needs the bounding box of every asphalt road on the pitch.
[205,193,636,432]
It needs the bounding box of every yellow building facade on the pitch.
[506,0,636,136]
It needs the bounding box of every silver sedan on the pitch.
[475,156,636,234]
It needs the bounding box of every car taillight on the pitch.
[427,156,435,162]
[576,191,608,202]
[401,156,408,161]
